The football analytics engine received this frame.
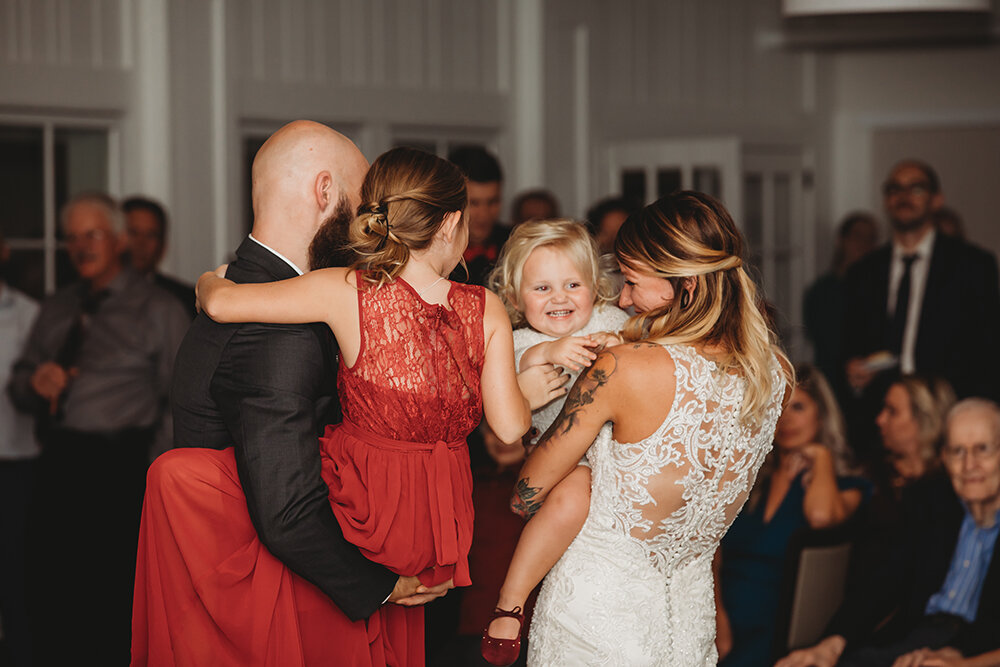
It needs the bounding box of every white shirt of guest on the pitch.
[887,229,936,375]
[0,284,41,459]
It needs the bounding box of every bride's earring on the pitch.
[680,290,690,309]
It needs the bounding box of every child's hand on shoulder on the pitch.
[544,335,600,372]
[588,331,624,352]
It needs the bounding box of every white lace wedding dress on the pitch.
[527,344,785,666]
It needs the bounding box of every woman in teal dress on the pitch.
[715,364,871,667]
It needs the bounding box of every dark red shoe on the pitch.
[480,606,525,666]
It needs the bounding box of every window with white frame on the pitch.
[0,121,112,299]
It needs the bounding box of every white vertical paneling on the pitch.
[448,0,479,91]
[728,0,746,110]
[120,0,133,68]
[370,0,385,85]
[495,0,509,93]
[478,0,498,93]
[133,0,171,201]
[573,24,590,216]
[249,0,264,80]
[17,0,32,62]
[57,0,72,65]
[397,0,425,88]
[91,0,103,67]
[512,0,543,189]
[42,0,56,64]
[632,0,649,105]
[337,0,355,85]
[4,0,18,61]
[210,0,228,264]
[311,0,327,83]
[426,0,442,89]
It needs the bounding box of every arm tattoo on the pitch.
[511,478,544,519]
[539,351,618,444]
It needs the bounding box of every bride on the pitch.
[518,191,792,665]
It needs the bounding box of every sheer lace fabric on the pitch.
[338,275,484,442]
[321,275,486,586]
[528,344,785,666]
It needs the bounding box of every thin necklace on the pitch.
[417,275,446,297]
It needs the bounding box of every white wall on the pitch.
[827,45,1000,255]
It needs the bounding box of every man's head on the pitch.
[61,193,124,290]
[586,197,638,254]
[251,120,368,270]
[943,398,1000,511]
[448,146,502,246]
[511,189,559,226]
[882,160,943,236]
[122,196,168,275]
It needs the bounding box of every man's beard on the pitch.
[309,195,357,270]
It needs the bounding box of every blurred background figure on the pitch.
[932,205,966,240]
[6,193,189,666]
[716,364,869,667]
[122,196,196,319]
[0,228,40,667]
[448,146,508,286]
[585,196,638,255]
[843,161,1000,443]
[510,189,560,226]
[775,398,1000,667]
[803,212,878,399]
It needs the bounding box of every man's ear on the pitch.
[315,171,334,211]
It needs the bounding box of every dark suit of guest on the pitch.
[168,237,396,620]
[843,233,1000,401]
[827,474,1000,662]
[842,234,1000,462]
[153,271,196,320]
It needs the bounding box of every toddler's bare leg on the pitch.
[488,464,592,640]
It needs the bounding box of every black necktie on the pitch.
[55,288,110,368]
[889,254,918,355]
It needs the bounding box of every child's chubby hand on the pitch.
[544,335,600,372]
[587,331,624,352]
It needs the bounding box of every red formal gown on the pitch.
[132,275,485,667]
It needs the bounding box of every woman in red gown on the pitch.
[133,147,533,666]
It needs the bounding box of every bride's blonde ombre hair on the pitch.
[614,191,792,426]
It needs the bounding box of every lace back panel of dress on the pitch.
[603,345,784,574]
[338,277,485,442]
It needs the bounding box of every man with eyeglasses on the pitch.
[6,192,189,666]
[776,398,1000,667]
[842,160,1000,462]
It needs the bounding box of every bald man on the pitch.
[133,122,441,664]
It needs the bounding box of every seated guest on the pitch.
[877,376,956,491]
[510,189,559,226]
[716,364,870,666]
[776,398,1000,667]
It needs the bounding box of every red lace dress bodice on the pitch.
[320,274,485,587]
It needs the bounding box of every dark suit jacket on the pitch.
[842,234,1000,400]
[153,271,196,320]
[170,238,396,621]
[828,474,1000,656]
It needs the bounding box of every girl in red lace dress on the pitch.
[191,147,532,666]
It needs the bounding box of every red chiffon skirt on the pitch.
[131,448,423,667]
[320,421,474,589]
